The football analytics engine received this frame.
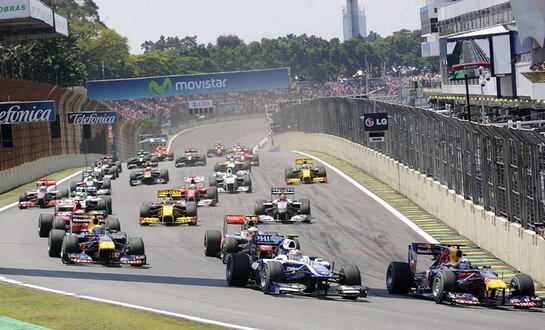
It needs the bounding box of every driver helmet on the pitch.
[247,226,258,237]
[459,258,471,270]
[145,166,152,171]
[279,192,287,200]
[93,225,105,235]
[288,249,303,261]
[226,168,233,175]
[39,182,47,191]
[278,239,297,256]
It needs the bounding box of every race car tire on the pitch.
[107,217,121,232]
[208,175,217,187]
[70,181,78,193]
[48,229,65,258]
[207,149,214,158]
[204,230,222,257]
[186,202,198,217]
[168,153,174,161]
[60,188,69,198]
[433,270,458,304]
[241,161,251,171]
[103,177,112,190]
[224,237,240,254]
[243,176,252,192]
[509,273,535,297]
[254,200,266,216]
[285,168,294,179]
[207,186,218,202]
[299,199,311,215]
[262,261,285,293]
[140,204,151,218]
[53,217,65,230]
[61,235,79,264]
[226,253,250,287]
[103,196,113,214]
[160,169,169,182]
[129,171,138,181]
[151,156,158,163]
[38,214,54,237]
[253,154,260,167]
[19,192,27,203]
[318,166,327,178]
[108,167,118,179]
[386,262,412,294]
[128,237,145,255]
[340,265,362,290]
[213,163,221,172]
[115,161,122,173]
[201,155,207,166]
[96,200,108,214]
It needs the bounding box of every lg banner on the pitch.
[361,113,389,132]
[0,100,55,124]
[68,112,118,125]
[188,100,214,109]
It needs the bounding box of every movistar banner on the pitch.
[0,100,55,124]
[68,112,118,125]
[87,67,290,101]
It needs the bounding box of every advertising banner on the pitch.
[188,100,214,109]
[361,113,389,132]
[0,0,29,20]
[0,100,55,124]
[29,0,52,25]
[54,12,68,36]
[88,67,290,101]
[68,112,118,125]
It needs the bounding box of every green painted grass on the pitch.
[0,283,222,330]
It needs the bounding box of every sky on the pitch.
[94,0,424,54]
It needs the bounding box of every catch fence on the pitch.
[277,97,545,230]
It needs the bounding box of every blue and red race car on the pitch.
[386,243,543,308]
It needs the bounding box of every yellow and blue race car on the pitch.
[285,158,327,184]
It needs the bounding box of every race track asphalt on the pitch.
[0,118,543,329]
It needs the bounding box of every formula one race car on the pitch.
[67,189,113,215]
[19,179,68,209]
[285,158,327,184]
[92,157,121,179]
[209,168,252,193]
[152,146,174,162]
[229,143,259,167]
[255,188,311,223]
[139,190,198,226]
[207,141,227,158]
[97,154,122,174]
[225,234,368,299]
[175,148,207,167]
[38,205,111,238]
[48,217,146,266]
[70,176,111,196]
[127,151,157,169]
[213,157,251,173]
[129,167,169,186]
[386,243,543,308]
[204,215,272,262]
[176,177,218,206]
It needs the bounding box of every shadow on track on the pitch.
[0,267,227,288]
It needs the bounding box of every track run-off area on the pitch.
[0,118,543,330]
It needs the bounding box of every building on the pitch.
[343,0,367,41]
[422,0,545,109]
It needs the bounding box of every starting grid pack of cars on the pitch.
[21,141,544,307]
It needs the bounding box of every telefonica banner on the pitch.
[87,67,290,101]
[0,100,55,124]
[68,112,118,125]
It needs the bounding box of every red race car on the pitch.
[152,146,174,162]
[176,176,218,206]
[19,179,68,209]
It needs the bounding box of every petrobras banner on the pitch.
[188,100,213,109]
[68,112,118,125]
[0,100,55,124]
[87,67,290,101]
[0,0,30,20]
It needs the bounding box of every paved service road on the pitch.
[0,118,543,329]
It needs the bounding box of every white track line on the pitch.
[0,170,83,213]
[0,277,257,330]
[293,151,438,244]
[167,124,211,153]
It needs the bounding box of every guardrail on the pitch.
[277,97,545,231]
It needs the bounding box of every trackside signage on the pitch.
[87,67,290,101]
[0,0,29,20]
[67,112,118,125]
[188,100,213,109]
[0,100,55,124]
[361,113,389,132]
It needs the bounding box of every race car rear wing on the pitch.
[410,243,466,255]
[271,187,295,196]
[36,179,56,187]
[157,189,183,199]
[296,158,313,165]
[184,176,205,184]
